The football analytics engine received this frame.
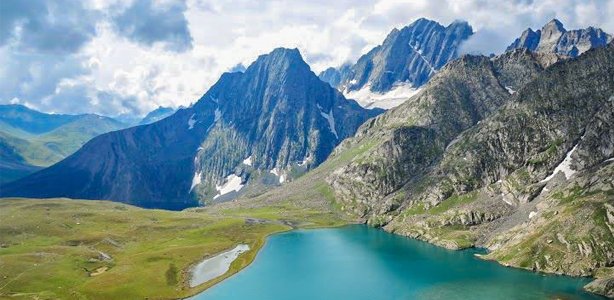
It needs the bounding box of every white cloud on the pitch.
[1,0,613,116]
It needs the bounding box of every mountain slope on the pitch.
[0,105,128,183]
[229,42,614,297]
[507,19,612,57]
[337,42,614,293]
[0,48,380,209]
[320,18,473,109]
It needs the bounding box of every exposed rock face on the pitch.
[327,48,548,218]
[321,42,614,288]
[585,276,614,298]
[0,48,380,209]
[319,18,472,109]
[318,65,351,88]
[507,19,612,57]
[344,18,473,92]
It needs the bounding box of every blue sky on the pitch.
[1,0,613,116]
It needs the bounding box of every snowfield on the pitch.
[213,174,245,200]
[344,83,421,109]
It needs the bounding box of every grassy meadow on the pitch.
[0,198,346,299]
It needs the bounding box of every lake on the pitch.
[191,225,602,300]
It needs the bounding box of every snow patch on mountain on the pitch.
[298,154,312,167]
[188,114,197,129]
[541,143,579,183]
[243,156,252,166]
[213,174,244,200]
[344,83,421,109]
[409,42,437,75]
[317,104,338,139]
[189,171,202,192]
[505,86,516,95]
[270,168,286,184]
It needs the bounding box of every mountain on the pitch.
[243,42,614,297]
[0,105,128,184]
[0,48,381,209]
[318,65,351,89]
[319,18,473,109]
[0,104,84,134]
[138,106,175,125]
[507,19,613,57]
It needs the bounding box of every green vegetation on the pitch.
[0,198,344,299]
[426,192,478,215]
[484,189,613,276]
[1,116,125,168]
[401,192,478,218]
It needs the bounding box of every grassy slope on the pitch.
[0,198,345,299]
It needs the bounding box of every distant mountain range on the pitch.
[319,18,473,109]
[0,105,128,184]
[138,106,175,125]
[0,48,381,209]
[507,19,613,57]
[0,105,175,184]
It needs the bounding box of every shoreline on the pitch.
[181,224,602,299]
[180,221,353,299]
[184,221,603,299]
[179,226,288,299]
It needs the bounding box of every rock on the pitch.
[320,18,473,96]
[507,19,612,57]
[585,277,614,298]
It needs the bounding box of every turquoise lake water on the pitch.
[192,225,603,300]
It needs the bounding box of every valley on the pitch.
[0,8,613,300]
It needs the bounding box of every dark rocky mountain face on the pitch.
[319,18,473,103]
[1,48,380,209]
[507,19,612,57]
[318,65,351,88]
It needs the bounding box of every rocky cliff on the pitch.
[319,18,473,109]
[507,19,612,57]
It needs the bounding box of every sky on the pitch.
[1,0,613,117]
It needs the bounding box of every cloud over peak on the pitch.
[0,0,613,117]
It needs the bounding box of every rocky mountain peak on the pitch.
[319,18,473,109]
[252,47,307,72]
[542,18,566,34]
[507,19,612,57]
[537,19,567,52]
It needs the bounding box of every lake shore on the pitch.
[190,244,251,287]
[189,225,600,300]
